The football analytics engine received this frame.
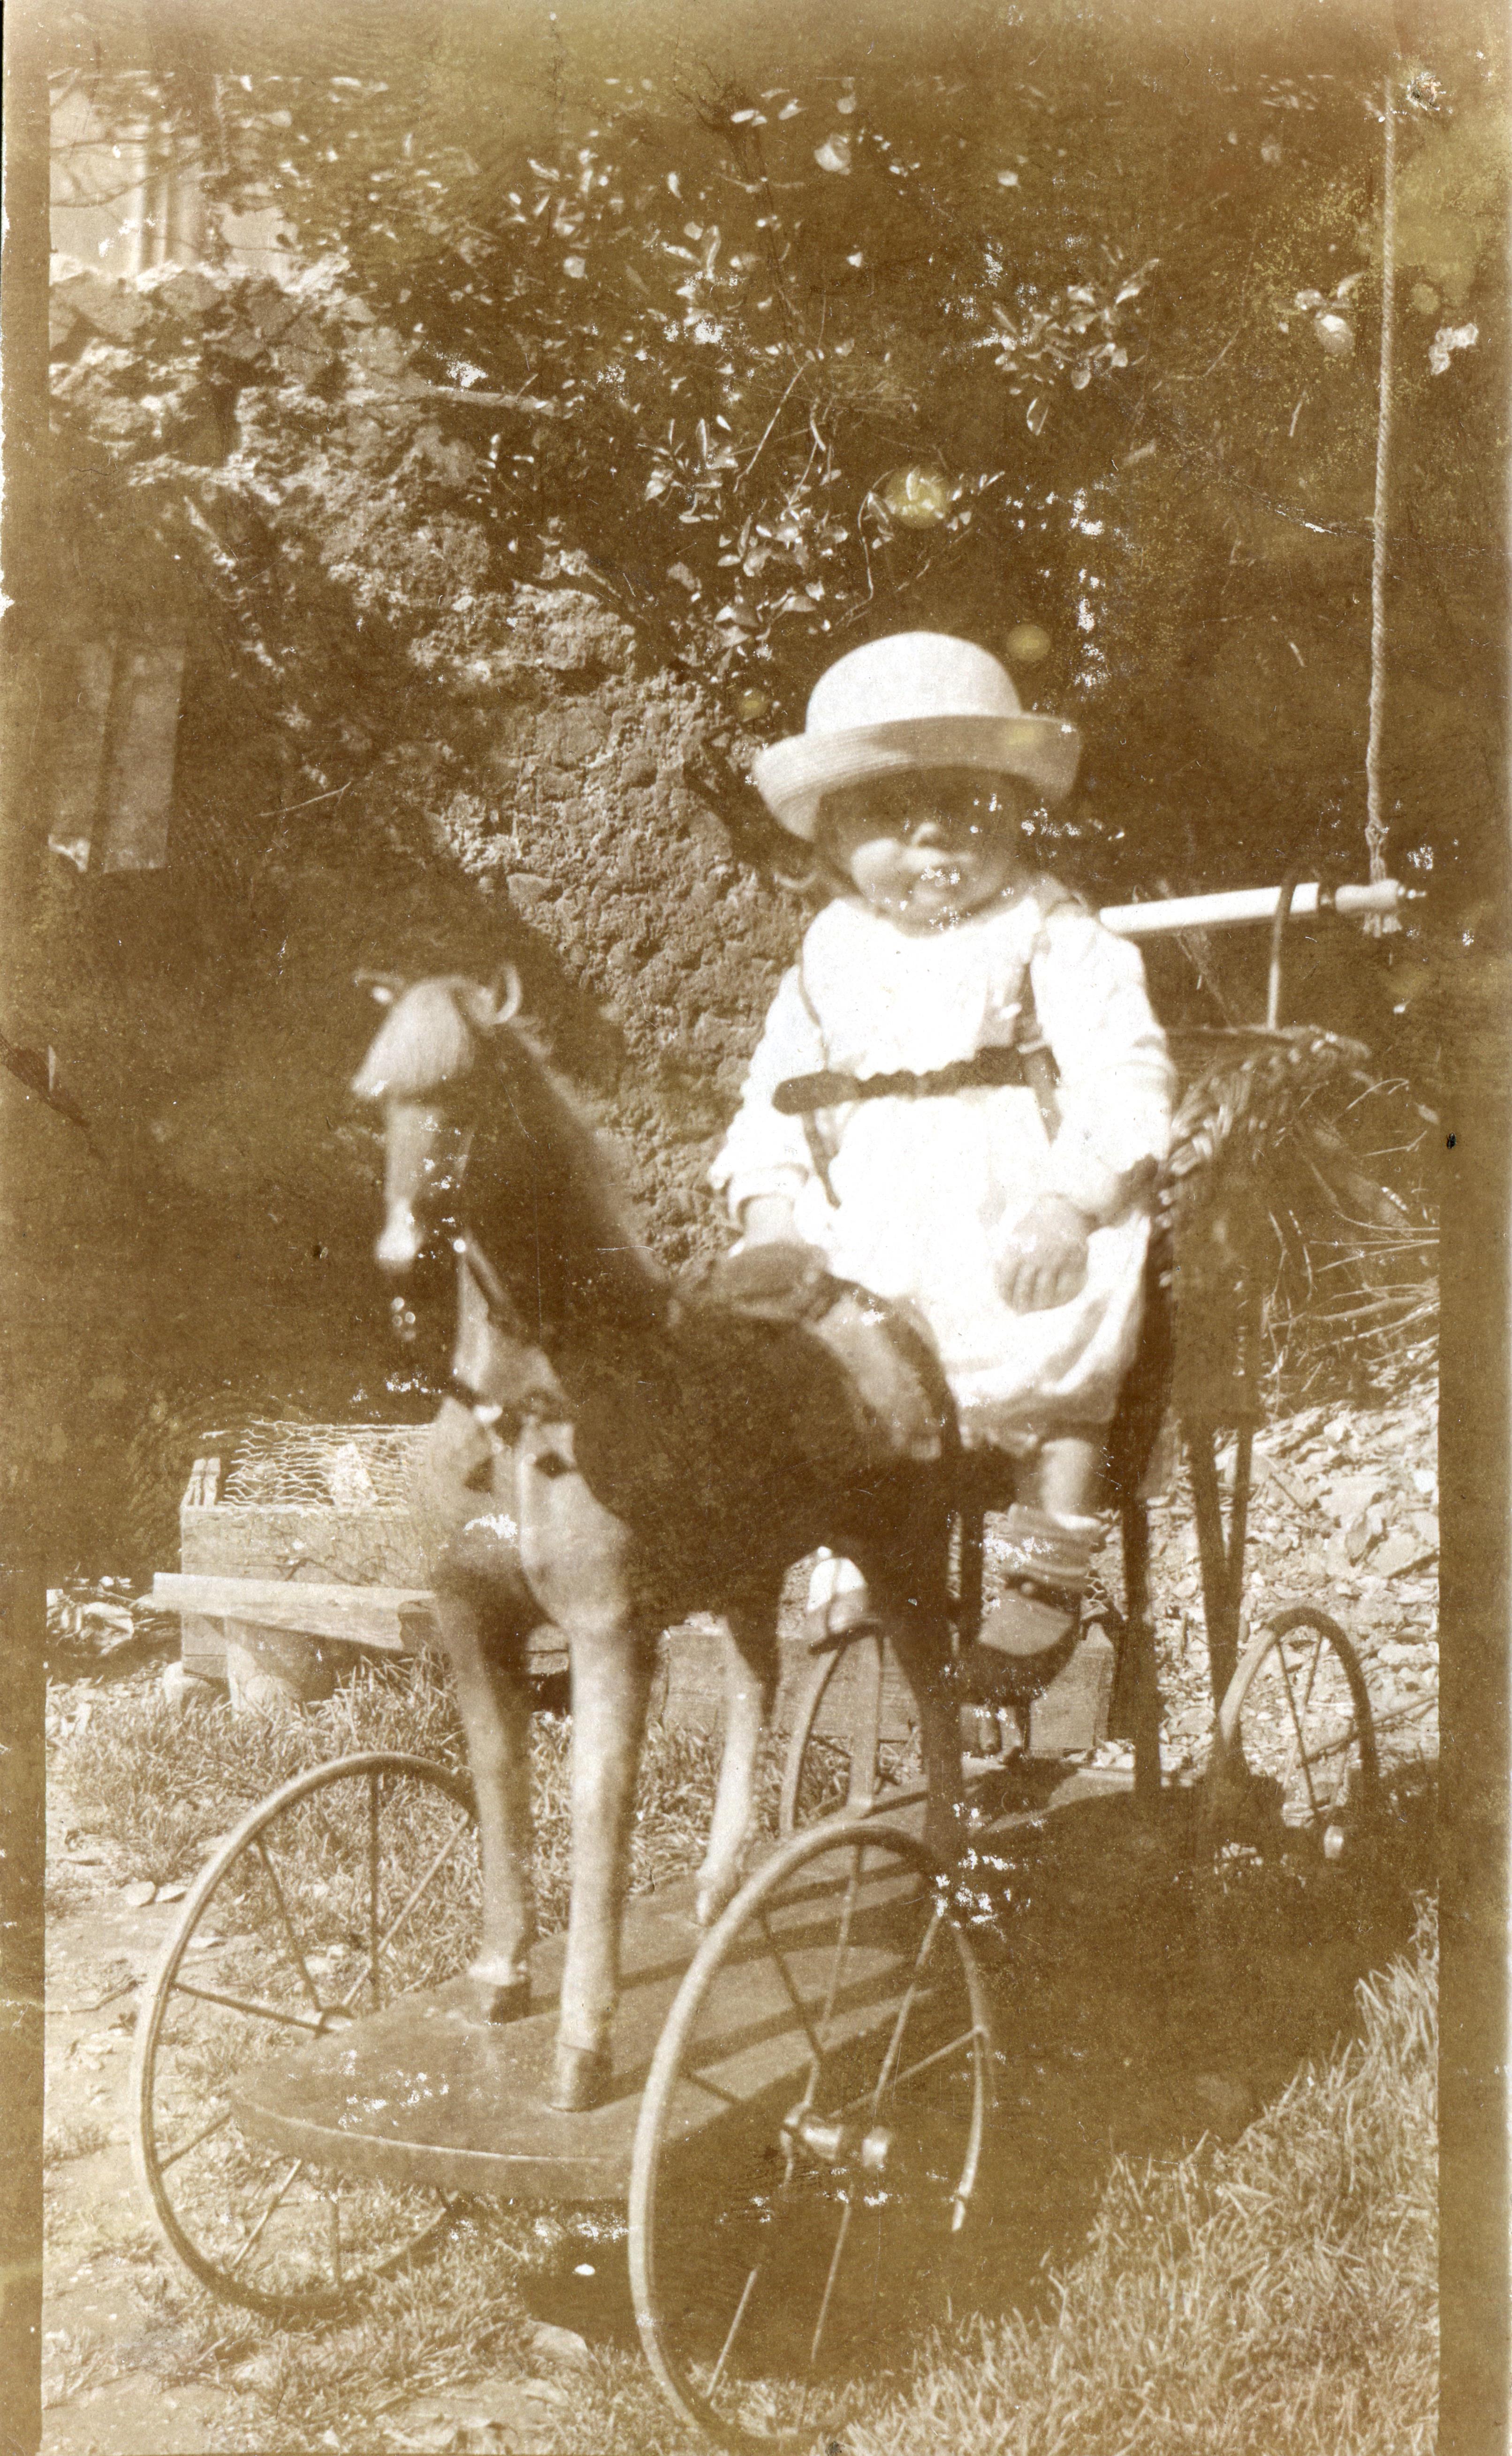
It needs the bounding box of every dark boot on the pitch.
[973,1506,1102,1674]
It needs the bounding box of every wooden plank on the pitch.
[179,1503,430,1592]
[231,1770,1136,2197]
[152,1574,434,1651]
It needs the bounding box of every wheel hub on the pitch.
[781,2105,893,2175]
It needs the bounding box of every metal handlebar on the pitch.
[1097,877,1421,942]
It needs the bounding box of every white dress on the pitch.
[711,882,1175,1451]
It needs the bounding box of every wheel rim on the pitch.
[132,1751,479,2317]
[630,1819,992,2451]
[779,1639,920,1837]
[1206,1607,1379,1859]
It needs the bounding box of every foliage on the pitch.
[43,9,1505,910]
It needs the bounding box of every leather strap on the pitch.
[775,1040,1044,1112]
[776,891,1076,1193]
[775,1018,1062,1139]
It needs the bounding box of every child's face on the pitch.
[818,768,1031,931]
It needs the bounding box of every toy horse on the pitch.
[353,969,963,2111]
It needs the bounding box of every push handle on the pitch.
[1098,877,1421,941]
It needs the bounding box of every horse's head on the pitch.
[352,968,523,1277]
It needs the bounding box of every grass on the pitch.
[43,2115,114,2168]
[106,2210,708,2456]
[844,1899,1438,2456]
[52,1656,471,1888]
[41,2327,120,2410]
[52,1653,745,1904]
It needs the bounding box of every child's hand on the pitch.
[997,1195,1092,1313]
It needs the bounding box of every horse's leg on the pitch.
[432,1569,539,2018]
[695,1595,780,1928]
[889,1608,963,1869]
[859,1484,962,1870]
[512,1416,646,2114]
[412,1399,541,2021]
[555,1606,657,2110]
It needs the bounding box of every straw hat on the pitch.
[752,632,1081,841]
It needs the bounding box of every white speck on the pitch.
[1428,322,1478,375]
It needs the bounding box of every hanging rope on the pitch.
[1364,72,1400,933]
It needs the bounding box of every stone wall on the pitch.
[40,255,812,1275]
[415,577,805,1263]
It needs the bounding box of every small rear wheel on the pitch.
[1201,1606,1379,1866]
[132,1752,480,2318]
[629,1817,993,2451]
[779,1637,926,1836]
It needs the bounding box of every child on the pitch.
[711,631,1174,1665]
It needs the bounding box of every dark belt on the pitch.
[774,1042,1049,1114]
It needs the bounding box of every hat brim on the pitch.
[752,713,1081,840]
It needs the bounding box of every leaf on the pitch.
[1026,397,1049,434]
[814,135,853,175]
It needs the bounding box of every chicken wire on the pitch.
[216,1422,427,1511]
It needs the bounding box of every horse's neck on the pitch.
[463,1039,667,1352]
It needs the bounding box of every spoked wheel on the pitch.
[630,1818,993,2452]
[778,1637,920,1837]
[132,1752,480,2318]
[1201,1606,1380,1866]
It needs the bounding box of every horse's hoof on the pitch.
[468,1962,531,2025]
[548,2041,612,2113]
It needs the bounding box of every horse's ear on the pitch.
[464,966,524,1032]
[356,970,406,1007]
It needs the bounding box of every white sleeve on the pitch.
[709,961,828,1221]
[1029,906,1175,1223]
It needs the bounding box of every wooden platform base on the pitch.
[231,1766,1132,2202]
[231,1870,708,2200]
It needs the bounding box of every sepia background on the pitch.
[0,1,1504,2450]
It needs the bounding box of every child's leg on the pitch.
[1027,1433,1103,1521]
[975,1426,1109,1666]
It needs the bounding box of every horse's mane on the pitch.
[491,1011,668,1305]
